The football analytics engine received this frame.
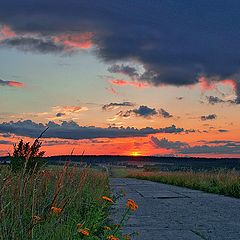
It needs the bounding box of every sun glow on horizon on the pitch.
[130,151,142,157]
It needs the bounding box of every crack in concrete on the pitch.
[191,229,209,240]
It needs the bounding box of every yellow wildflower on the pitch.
[126,199,138,211]
[103,226,111,231]
[102,196,114,203]
[50,206,62,214]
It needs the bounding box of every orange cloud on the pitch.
[50,105,88,120]
[1,134,239,158]
[62,106,88,113]
[110,79,149,88]
[53,33,94,49]
[52,105,88,113]
[39,137,151,156]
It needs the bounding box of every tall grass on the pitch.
[0,163,111,239]
[127,170,240,198]
[1,135,139,240]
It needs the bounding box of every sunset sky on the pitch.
[0,0,240,157]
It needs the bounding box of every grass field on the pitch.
[127,170,240,198]
[0,163,134,240]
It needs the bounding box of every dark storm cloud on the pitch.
[118,106,173,119]
[206,96,236,105]
[56,112,65,117]
[218,129,229,133]
[176,97,184,101]
[201,114,217,121]
[0,140,12,144]
[151,137,188,150]
[180,144,240,155]
[159,109,173,118]
[151,137,240,154]
[118,105,158,118]
[1,133,12,138]
[132,105,158,117]
[0,78,24,87]
[42,139,110,146]
[1,37,66,53]
[0,79,11,86]
[42,139,73,146]
[208,140,240,144]
[108,64,139,78]
[1,1,240,102]
[102,101,135,111]
[207,96,224,104]
[0,120,187,140]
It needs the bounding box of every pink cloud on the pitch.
[0,79,24,88]
[110,79,149,88]
[53,33,94,49]
[199,77,237,91]
[7,81,24,88]
[0,25,16,41]
[105,86,118,95]
[220,79,237,91]
[199,77,215,90]
[0,25,94,51]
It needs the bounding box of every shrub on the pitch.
[10,138,45,174]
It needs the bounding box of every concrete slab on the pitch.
[136,190,187,198]
[110,178,240,240]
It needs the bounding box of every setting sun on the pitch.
[130,151,142,157]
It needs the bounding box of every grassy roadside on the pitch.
[0,163,137,240]
[0,164,110,239]
[127,170,240,198]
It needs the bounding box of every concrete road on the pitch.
[110,178,240,240]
